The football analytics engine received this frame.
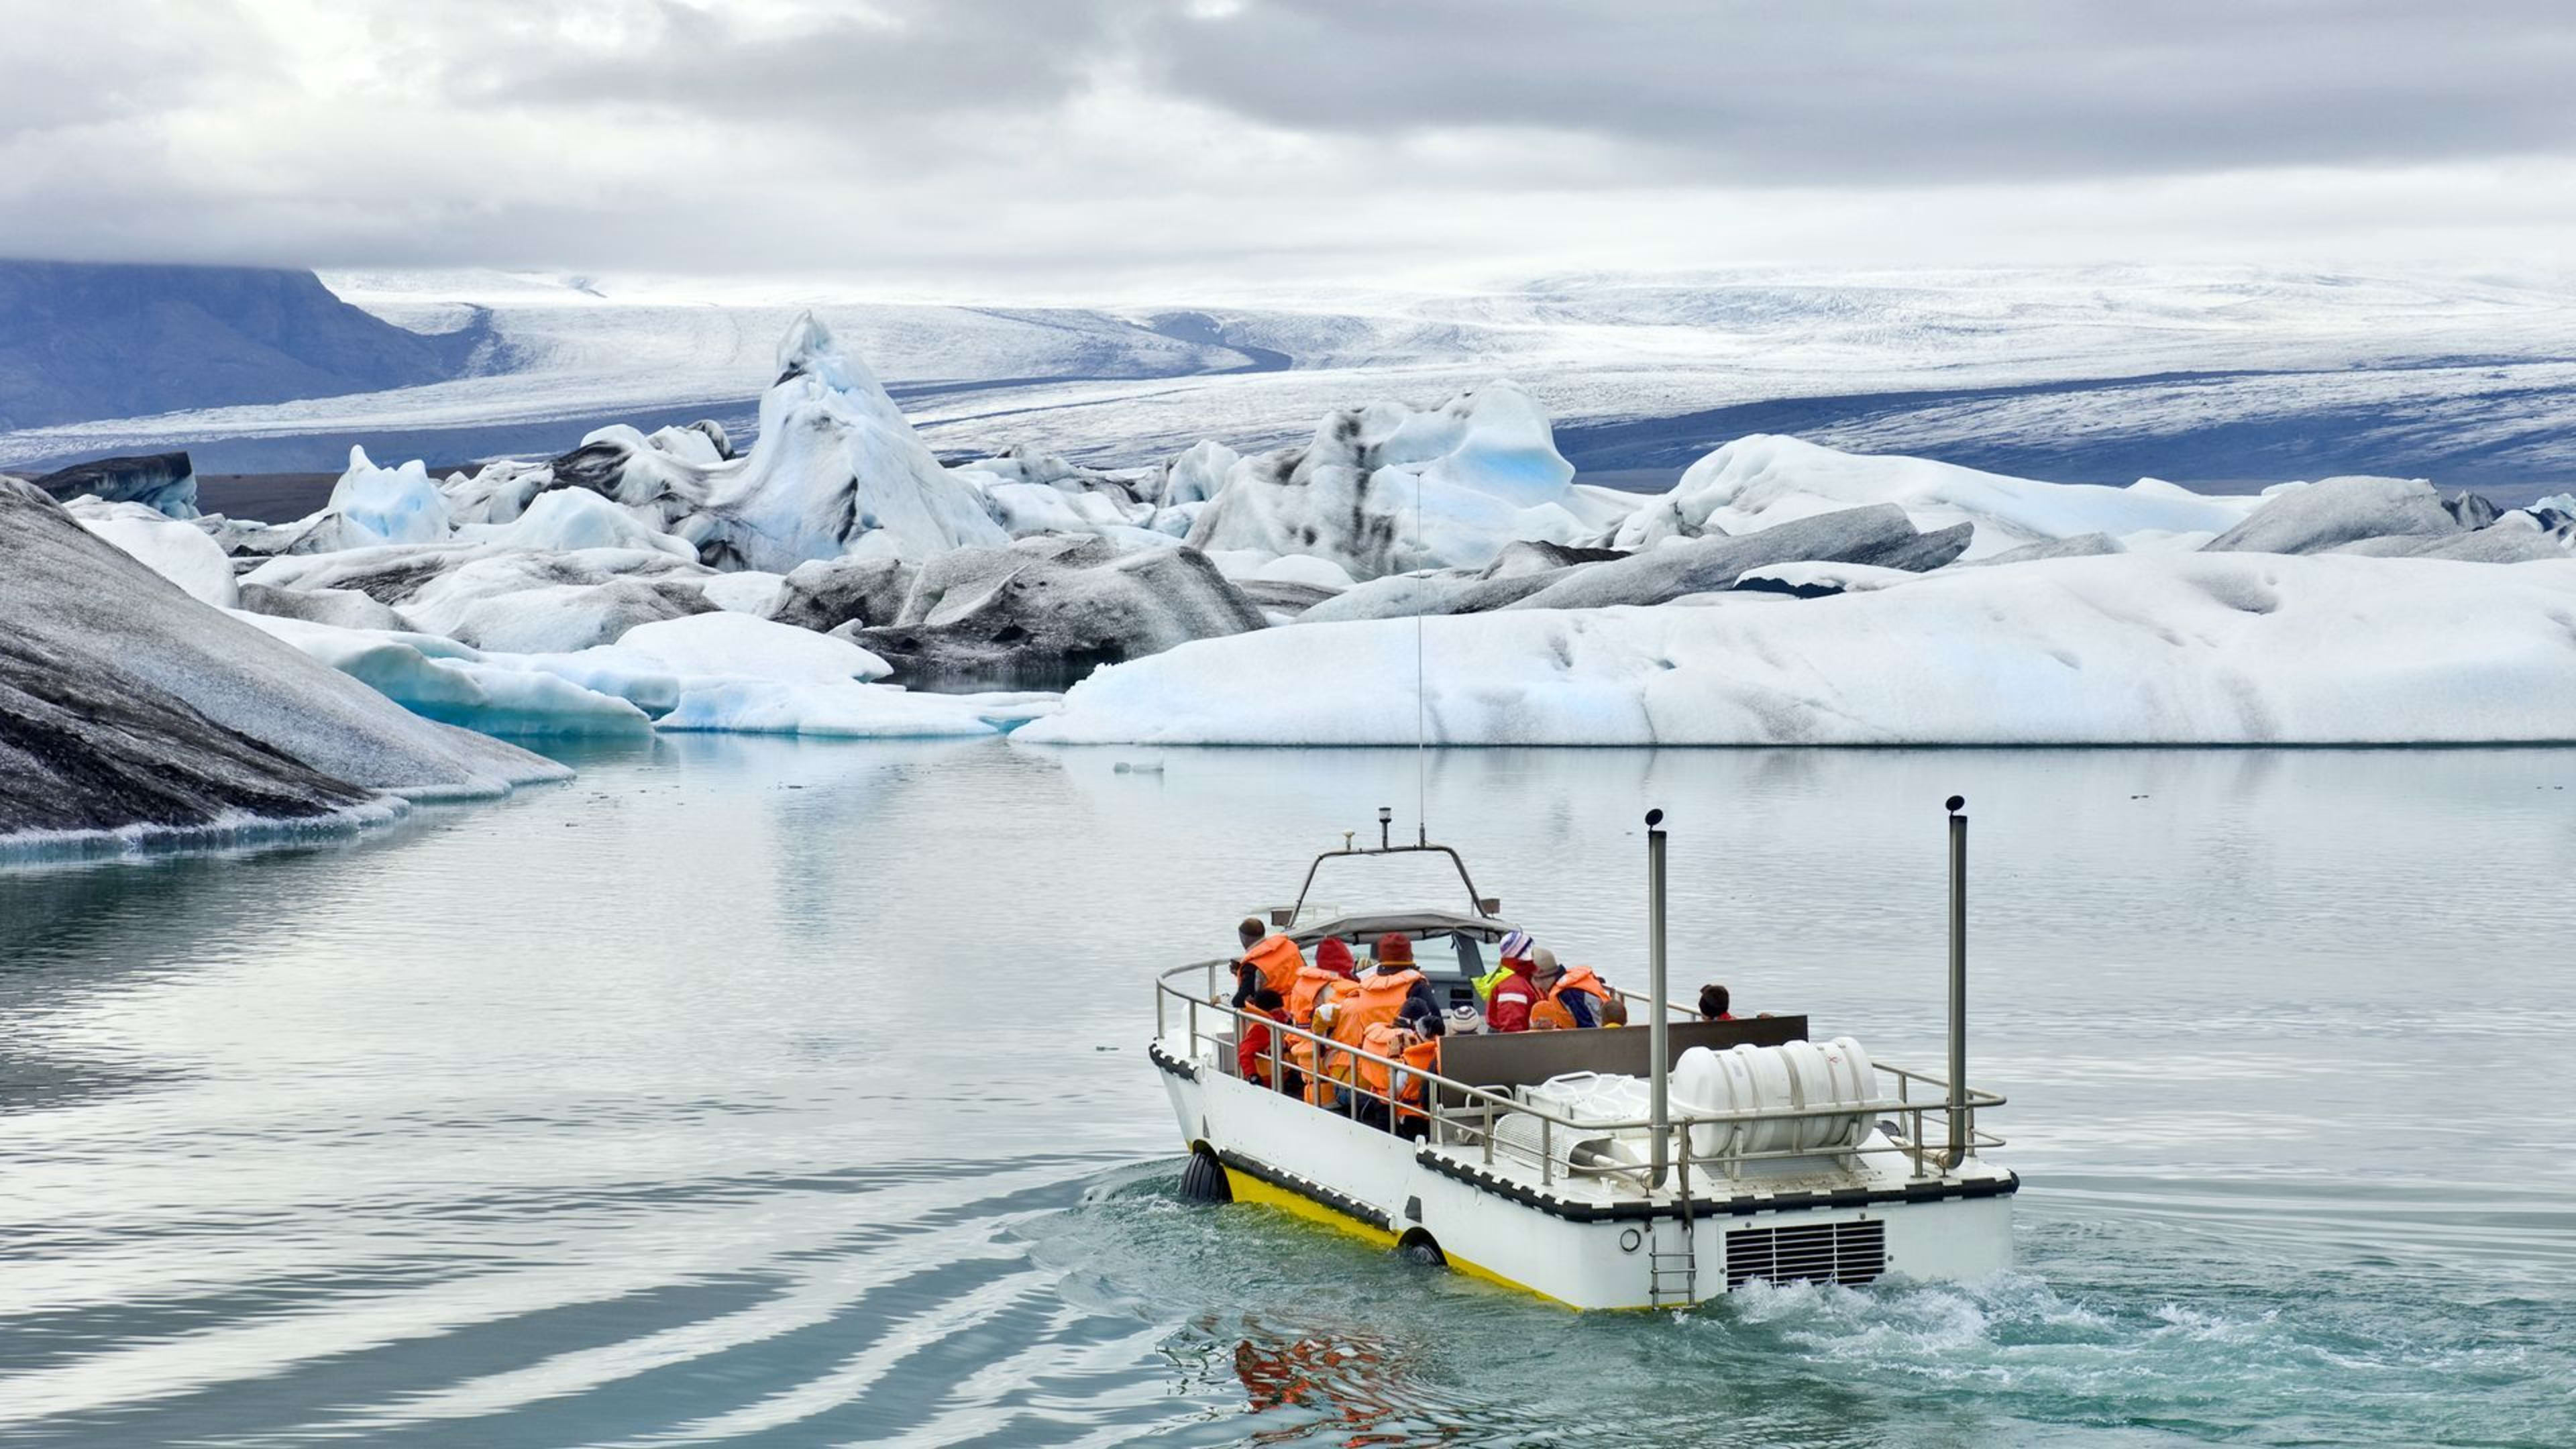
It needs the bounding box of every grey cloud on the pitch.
[1,0,2570,280]
[466,1,1125,129]
[1122,0,2576,182]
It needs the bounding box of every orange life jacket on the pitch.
[1355,1027,1443,1105]
[1397,1037,1440,1120]
[1287,963,1345,1024]
[1356,1022,1405,1101]
[1324,968,1421,1086]
[1529,996,1576,1031]
[1286,970,1346,1079]
[1241,934,1305,998]
[1551,965,1610,1008]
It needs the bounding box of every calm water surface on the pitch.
[3,741,2573,1446]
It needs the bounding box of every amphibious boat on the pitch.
[1148,801,2015,1309]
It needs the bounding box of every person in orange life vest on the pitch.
[1699,982,1735,1021]
[1354,1022,1442,1138]
[1484,928,1542,1032]
[1325,934,1445,1114]
[1226,918,1261,1004]
[1230,924,1306,1010]
[1533,947,1612,1028]
[1237,985,1286,1084]
[1289,937,1358,1104]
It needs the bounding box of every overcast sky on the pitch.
[3,0,2571,297]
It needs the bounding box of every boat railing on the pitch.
[1155,962,2005,1191]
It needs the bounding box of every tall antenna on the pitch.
[1413,460,1428,845]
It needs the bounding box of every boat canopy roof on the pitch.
[1288,910,1513,951]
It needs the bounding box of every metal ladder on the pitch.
[1647,1160,1699,1308]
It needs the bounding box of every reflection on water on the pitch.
[2,739,2572,1445]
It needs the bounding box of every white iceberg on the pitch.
[694,570,788,614]
[1022,553,2576,746]
[242,599,1051,740]
[1157,439,1240,506]
[455,486,698,558]
[1185,382,1622,580]
[233,613,654,737]
[1613,435,2258,559]
[321,445,451,547]
[697,313,1008,570]
[610,611,892,684]
[70,499,240,607]
[655,681,1043,739]
[2204,475,2462,554]
[246,543,717,653]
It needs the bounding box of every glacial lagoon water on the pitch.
[3,740,2573,1446]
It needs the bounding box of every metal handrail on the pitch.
[1157,970,2006,1189]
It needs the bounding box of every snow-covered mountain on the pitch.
[4,265,2573,492]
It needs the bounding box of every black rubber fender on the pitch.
[1179,1147,1233,1204]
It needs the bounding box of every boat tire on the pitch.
[1179,1148,1232,1205]
[1395,1229,1446,1268]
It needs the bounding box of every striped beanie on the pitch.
[1499,928,1536,962]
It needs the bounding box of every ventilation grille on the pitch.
[1725,1218,1885,1289]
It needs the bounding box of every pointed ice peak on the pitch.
[325,443,447,545]
[776,309,837,378]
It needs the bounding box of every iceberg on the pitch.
[1288,500,1968,619]
[234,613,653,737]
[1612,435,2257,558]
[236,582,413,631]
[1156,439,1240,506]
[655,681,1030,739]
[1503,504,1969,612]
[241,597,1041,739]
[610,611,892,684]
[455,486,698,558]
[2204,476,2464,554]
[317,445,451,547]
[1022,553,2576,747]
[244,543,717,652]
[1184,383,1615,579]
[845,535,1267,688]
[694,313,1008,570]
[27,451,200,518]
[70,498,240,607]
[694,570,787,614]
[0,478,562,853]
[767,555,918,633]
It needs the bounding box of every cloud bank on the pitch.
[3,0,2570,292]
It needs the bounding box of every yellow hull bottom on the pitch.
[1220,1165,1575,1309]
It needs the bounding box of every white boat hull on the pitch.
[1155,1036,2015,1310]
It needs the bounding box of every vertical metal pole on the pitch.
[1945,795,1968,1170]
[1646,808,1670,1187]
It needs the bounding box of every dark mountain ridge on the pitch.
[0,260,493,430]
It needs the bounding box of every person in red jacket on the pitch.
[1485,929,1542,1032]
[1238,986,1287,1087]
